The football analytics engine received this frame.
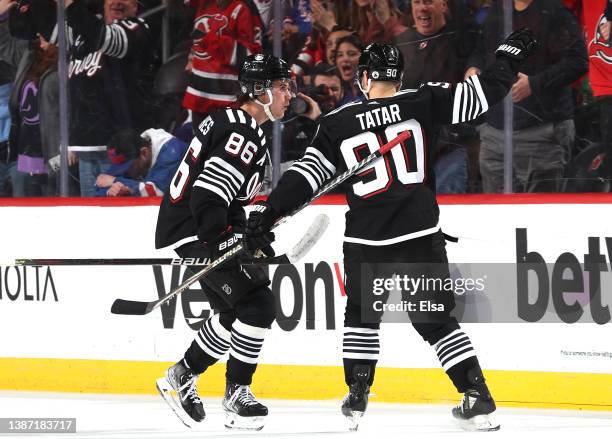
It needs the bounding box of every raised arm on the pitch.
[65,0,151,59]
[427,29,538,126]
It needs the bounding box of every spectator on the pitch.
[467,0,588,192]
[324,26,353,64]
[311,62,344,112]
[95,128,188,197]
[394,0,478,193]
[63,0,155,196]
[281,63,342,164]
[310,0,355,32]
[582,1,612,165]
[183,0,263,129]
[349,0,407,44]
[0,60,13,196]
[396,0,477,95]
[334,34,364,105]
[0,0,59,196]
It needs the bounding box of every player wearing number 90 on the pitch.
[246,31,537,432]
[154,54,295,430]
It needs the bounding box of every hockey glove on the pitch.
[205,228,244,260]
[495,28,538,62]
[245,201,279,253]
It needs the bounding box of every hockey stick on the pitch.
[16,253,296,267]
[110,213,330,315]
[111,130,409,316]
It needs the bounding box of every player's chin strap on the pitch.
[254,89,276,121]
[357,76,372,100]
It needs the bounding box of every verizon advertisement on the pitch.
[0,199,610,373]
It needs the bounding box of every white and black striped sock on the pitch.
[435,330,476,371]
[194,314,231,359]
[229,320,266,365]
[342,327,380,360]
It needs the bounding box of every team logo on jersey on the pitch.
[236,173,263,203]
[590,15,612,64]
[222,284,232,295]
[69,50,103,78]
[193,14,229,42]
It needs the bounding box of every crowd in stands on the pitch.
[0,0,609,197]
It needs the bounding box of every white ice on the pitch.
[1,391,611,439]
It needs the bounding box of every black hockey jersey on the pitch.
[66,2,154,146]
[268,58,517,245]
[156,108,269,249]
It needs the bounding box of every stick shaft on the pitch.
[111,132,408,315]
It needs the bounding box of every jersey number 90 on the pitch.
[340,119,425,198]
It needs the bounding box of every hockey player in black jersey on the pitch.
[246,31,537,432]
[154,54,295,430]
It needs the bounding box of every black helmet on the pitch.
[356,43,404,84]
[239,54,292,98]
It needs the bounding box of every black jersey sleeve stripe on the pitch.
[101,24,129,58]
[193,157,245,205]
[193,178,232,205]
[305,147,336,174]
[287,165,321,192]
[297,160,326,184]
[452,75,490,124]
[196,174,234,202]
[197,172,237,202]
[284,146,337,192]
[205,159,243,189]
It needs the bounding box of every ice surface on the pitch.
[1,391,611,439]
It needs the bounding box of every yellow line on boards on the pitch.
[1,358,610,411]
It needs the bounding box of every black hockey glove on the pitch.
[245,201,279,253]
[495,28,538,62]
[206,229,243,260]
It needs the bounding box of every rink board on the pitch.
[0,194,611,410]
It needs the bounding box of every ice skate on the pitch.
[156,360,205,427]
[222,382,268,430]
[341,364,371,431]
[452,369,500,431]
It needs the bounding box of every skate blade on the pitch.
[224,411,265,431]
[156,377,197,428]
[345,411,364,431]
[456,414,500,432]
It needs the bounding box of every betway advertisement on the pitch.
[0,197,610,374]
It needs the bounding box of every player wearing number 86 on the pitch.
[154,54,295,430]
[246,31,537,432]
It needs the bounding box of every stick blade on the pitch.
[286,213,330,263]
[111,299,151,315]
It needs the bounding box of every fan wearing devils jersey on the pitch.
[247,34,537,432]
[64,0,155,196]
[183,0,263,127]
[155,54,295,431]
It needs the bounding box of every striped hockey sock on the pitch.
[194,313,231,360]
[227,320,267,385]
[434,329,477,371]
[342,327,380,360]
[229,320,267,365]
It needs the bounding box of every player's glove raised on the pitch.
[495,28,538,62]
[245,201,279,253]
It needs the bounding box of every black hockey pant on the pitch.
[342,231,480,392]
[176,241,276,385]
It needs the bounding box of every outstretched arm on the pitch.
[427,29,538,126]
[65,0,150,59]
